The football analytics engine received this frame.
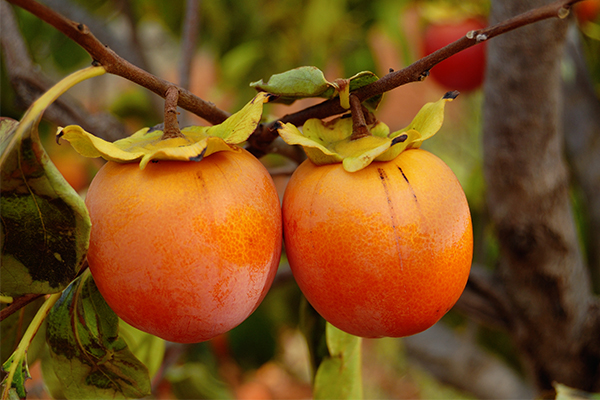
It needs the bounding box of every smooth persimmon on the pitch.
[85,149,282,343]
[282,148,473,338]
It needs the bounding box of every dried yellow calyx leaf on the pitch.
[58,92,272,169]
[277,91,458,172]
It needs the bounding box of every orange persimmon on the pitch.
[282,148,473,338]
[85,149,282,343]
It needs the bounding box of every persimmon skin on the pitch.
[283,149,473,338]
[85,149,282,343]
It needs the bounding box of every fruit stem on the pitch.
[349,94,371,141]
[162,86,185,140]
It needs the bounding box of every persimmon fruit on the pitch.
[422,18,487,92]
[575,0,600,24]
[85,149,282,343]
[282,148,473,338]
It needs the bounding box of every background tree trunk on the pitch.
[482,0,600,394]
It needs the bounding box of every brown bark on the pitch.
[404,323,534,399]
[483,0,600,393]
[562,27,600,293]
[0,0,128,141]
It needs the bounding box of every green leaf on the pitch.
[0,66,104,296]
[250,66,382,109]
[250,66,334,102]
[118,320,165,379]
[45,270,151,399]
[313,323,363,400]
[167,363,234,400]
[276,91,457,172]
[298,296,328,378]
[346,70,383,111]
[58,91,272,169]
[2,350,30,399]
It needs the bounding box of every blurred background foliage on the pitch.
[2,0,599,398]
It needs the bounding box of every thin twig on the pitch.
[0,0,128,141]
[354,0,579,101]
[7,0,584,154]
[0,294,44,322]
[246,0,583,156]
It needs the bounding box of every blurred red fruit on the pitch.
[575,0,600,24]
[423,18,487,92]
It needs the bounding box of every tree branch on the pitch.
[6,0,230,126]
[0,0,128,141]
[404,322,535,399]
[562,26,600,293]
[43,0,150,71]
[483,0,600,392]
[455,265,515,331]
[246,0,585,157]
[0,294,44,322]
[7,0,585,157]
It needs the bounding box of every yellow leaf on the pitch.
[393,90,458,149]
[58,92,271,169]
[276,91,457,172]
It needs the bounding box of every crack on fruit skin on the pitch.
[377,166,415,318]
[377,167,404,270]
[376,168,395,232]
[397,166,419,204]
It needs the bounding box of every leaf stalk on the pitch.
[1,293,61,400]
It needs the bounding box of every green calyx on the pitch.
[277,91,458,172]
[58,92,272,169]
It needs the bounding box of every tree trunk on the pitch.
[562,26,600,293]
[482,0,600,394]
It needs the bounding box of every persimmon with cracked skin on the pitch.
[85,149,282,343]
[282,148,473,338]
